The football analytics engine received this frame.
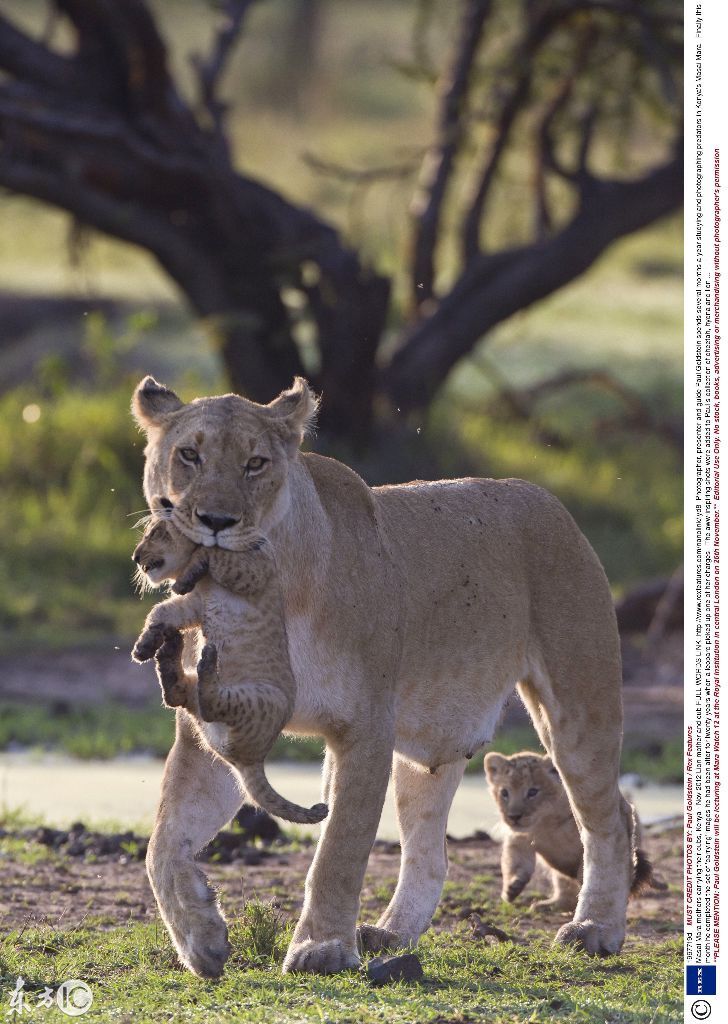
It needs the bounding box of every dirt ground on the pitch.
[1,823,682,948]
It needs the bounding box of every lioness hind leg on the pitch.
[518,658,631,957]
[359,756,465,953]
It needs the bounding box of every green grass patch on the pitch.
[0,702,680,783]
[0,918,682,1023]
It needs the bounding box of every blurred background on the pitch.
[0,0,682,830]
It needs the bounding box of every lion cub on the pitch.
[484,751,663,912]
[131,508,327,826]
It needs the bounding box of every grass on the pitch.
[0,702,682,783]
[0,917,682,1023]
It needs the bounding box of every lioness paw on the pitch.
[357,925,404,955]
[554,919,624,957]
[177,919,231,979]
[282,938,359,975]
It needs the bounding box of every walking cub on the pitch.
[485,751,664,912]
[132,505,327,825]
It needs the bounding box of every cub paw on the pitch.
[504,879,528,903]
[282,938,359,975]
[357,925,404,955]
[531,897,577,914]
[132,622,174,663]
[554,919,624,957]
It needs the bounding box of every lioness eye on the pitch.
[526,787,539,799]
[246,456,268,473]
[179,447,199,464]
[500,788,509,800]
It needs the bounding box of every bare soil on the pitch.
[1,824,683,949]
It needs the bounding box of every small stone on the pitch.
[366,953,424,986]
[468,914,512,943]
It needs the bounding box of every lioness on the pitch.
[131,506,328,825]
[484,752,663,912]
[133,374,634,978]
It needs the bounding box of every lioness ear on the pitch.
[267,376,319,450]
[484,753,507,778]
[132,376,183,429]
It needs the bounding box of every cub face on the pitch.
[131,376,318,551]
[484,751,564,832]
[132,514,197,587]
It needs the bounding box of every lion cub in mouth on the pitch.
[131,503,327,826]
[485,751,664,911]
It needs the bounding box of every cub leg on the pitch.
[283,726,393,975]
[533,868,580,913]
[359,756,465,953]
[500,830,536,903]
[153,629,199,711]
[146,710,243,978]
[519,657,631,956]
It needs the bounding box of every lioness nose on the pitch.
[196,511,240,533]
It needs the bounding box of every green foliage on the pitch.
[0,701,175,760]
[0,372,151,645]
[233,901,290,964]
[0,701,679,782]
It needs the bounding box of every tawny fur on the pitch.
[132,514,327,826]
[130,373,638,979]
[484,751,665,911]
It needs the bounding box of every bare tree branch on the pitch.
[0,12,87,93]
[303,153,420,184]
[409,0,492,310]
[486,367,682,450]
[386,145,683,411]
[191,0,260,139]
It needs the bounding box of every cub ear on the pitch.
[542,755,561,781]
[484,752,508,779]
[266,377,319,450]
[132,376,183,429]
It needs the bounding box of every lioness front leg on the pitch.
[359,755,465,953]
[500,831,536,903]
[283,728,393,974]
[147,710,242,978]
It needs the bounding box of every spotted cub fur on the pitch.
[131,511,327,825]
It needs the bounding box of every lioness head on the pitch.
[484,751,564,832]
[132,376,318,550]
